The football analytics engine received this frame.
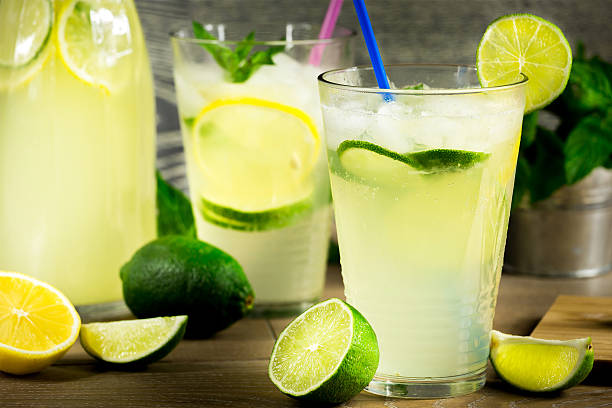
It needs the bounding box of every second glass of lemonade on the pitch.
[171,24,354,314]
[318,65,526,398]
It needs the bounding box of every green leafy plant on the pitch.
[156,171,196,238]
[513,46,612,208]
[192,21,285,83]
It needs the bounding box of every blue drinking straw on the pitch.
[352,0,393,100]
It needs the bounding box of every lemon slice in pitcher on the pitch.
[0,0,53,89]
[57,0,135,93]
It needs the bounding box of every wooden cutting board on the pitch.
[530,295,612,384]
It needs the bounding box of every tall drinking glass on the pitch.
[318,65,527,398]
[171,23,354,315]
[0,0,156,310]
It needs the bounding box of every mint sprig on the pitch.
[512,45,612,209]
[192,22,285,83]
[156,171,196,238]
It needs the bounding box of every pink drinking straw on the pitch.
[309,0,344,66]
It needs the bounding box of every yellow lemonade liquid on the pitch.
[323,92,524,379]
[0,0,156,305]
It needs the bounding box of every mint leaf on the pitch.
[156,171,196,238]
[512,156,530,210]
[521,111,539,148]
[230,44,285,83]
[192,21,285,83]
[192,22,239,74]
[235,32,255,61]
[529,127,566,202]
[402,83,425,90]
[559,59,612,116]
[564,110,612,184]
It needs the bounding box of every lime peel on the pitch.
[490,330,594,393]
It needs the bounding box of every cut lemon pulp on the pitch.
[191,97,320,228]
[56,0,135,93]
[477,14,572,113]
[0,271,81,375]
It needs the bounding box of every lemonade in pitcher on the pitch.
[0,0,156,305]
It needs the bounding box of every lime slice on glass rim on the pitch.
[80,316,188,367]
[477,13,572,113]
[336,139,490,183]
[191,97,320,231]
[56,0,136,93]
[0,0,53,90]
[268,298,379,404]
[490,330,594,392]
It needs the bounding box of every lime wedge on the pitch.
[0,0,53,89]
[57,0,135,93]
[490,330,594,392]
[199,196,312,231]
[477,14,572,113]
[80,316,188,366]
[192,97,319,227]
[336,140,489,183]
[268,298,379,404]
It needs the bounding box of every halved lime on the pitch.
[490,330,594,392]
[268,298,379,404]
[56,0,135,93]
[0,0,53,89]
[477,14,572,113]
[192,97,319,229]
[80,316,188,366]
[199,195,312,231]
[336,140,489,183]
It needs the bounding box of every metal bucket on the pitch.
[504,167,612,278]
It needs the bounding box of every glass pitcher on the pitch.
[0,0,156,308]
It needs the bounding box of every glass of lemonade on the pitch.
[0,0,156,309]
[318,65,527,398]
[171,23,354,315]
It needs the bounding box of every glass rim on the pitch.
[169,23,357,46]
[318,63,529,95]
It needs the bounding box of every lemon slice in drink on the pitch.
[192,97,320,230]
[490,330,594,392]
[0,0,53,89]
[477,14,572,113]
[57,0,135,93]
[268,298,379,404]
[0,271,81,375]
[80,316,188,367]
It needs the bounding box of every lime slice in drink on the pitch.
[80,316,188,366]
[490,330,594,392]
[56,0,135,93]
[199,195,312,231]
[191,97,320,230]
[477,14,572,113]
[268,298,379,404]
[337,140,489,183]
[0,0,53,89]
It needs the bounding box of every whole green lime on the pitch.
[120,236,254,337]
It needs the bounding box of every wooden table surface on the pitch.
[2,266,612,408]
